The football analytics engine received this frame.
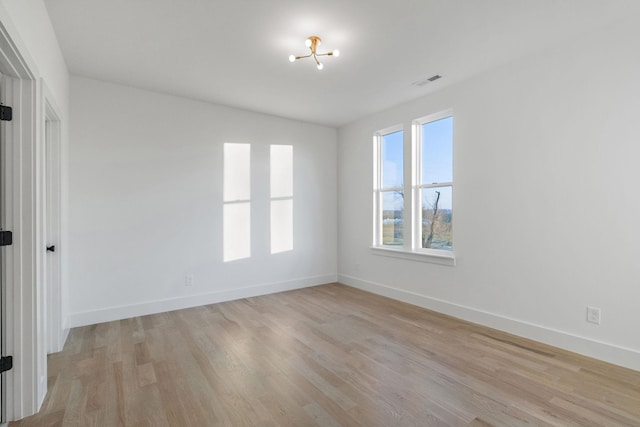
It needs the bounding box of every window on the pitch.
[416,114,453,251]
[373,126,404,247]
[373,111,454,265]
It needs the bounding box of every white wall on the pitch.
[338,17,640,370]
[68,76,337,326]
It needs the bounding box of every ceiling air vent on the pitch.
[412,74,442,87]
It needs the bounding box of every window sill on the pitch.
[370,246,456,266]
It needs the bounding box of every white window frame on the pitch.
[413,110,454,257]
[372,124,404,249]
[372,110,455,266]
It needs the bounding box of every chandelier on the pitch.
[288,36,340,70]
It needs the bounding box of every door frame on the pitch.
[0,13,48,422]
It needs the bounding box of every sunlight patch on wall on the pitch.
[270,145,293,254]
[224,143,251,262]
[271,145,293,197]
[271,199,293,254]
[224,142,251,201]
[223,203,251,262]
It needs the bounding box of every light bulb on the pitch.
[305,38,312,48]
[317,62,324,70]
[333,49,340,57]
[289,54,296,63]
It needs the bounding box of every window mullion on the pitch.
[420,182,453,189]
[411,120,421,251]
[373,134,381,246]
[403,121,412,251]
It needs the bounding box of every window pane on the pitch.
[422,117,453,184]
[382,130,404,189]
[271,199,293,254]
[223,202,251,262]
[382,191,404,246]
[421,186,452,251]
[224,143,251,201]
[271,145,293,198]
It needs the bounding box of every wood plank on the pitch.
[11,283,640,426]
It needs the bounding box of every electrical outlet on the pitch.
[586,306,601,324]
[185,275,194,286]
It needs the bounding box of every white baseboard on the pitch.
[68,274,337,328]
[338,273,640,372]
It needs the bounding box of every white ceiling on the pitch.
[44,0,638,127]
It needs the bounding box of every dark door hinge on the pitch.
[0,356,12,374]
[0,105,12,121]
[0,230,12,246]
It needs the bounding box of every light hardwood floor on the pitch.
[11,283,640,426]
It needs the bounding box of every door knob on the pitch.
[46,245,55,252]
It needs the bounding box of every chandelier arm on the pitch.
[289,36,338,69]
